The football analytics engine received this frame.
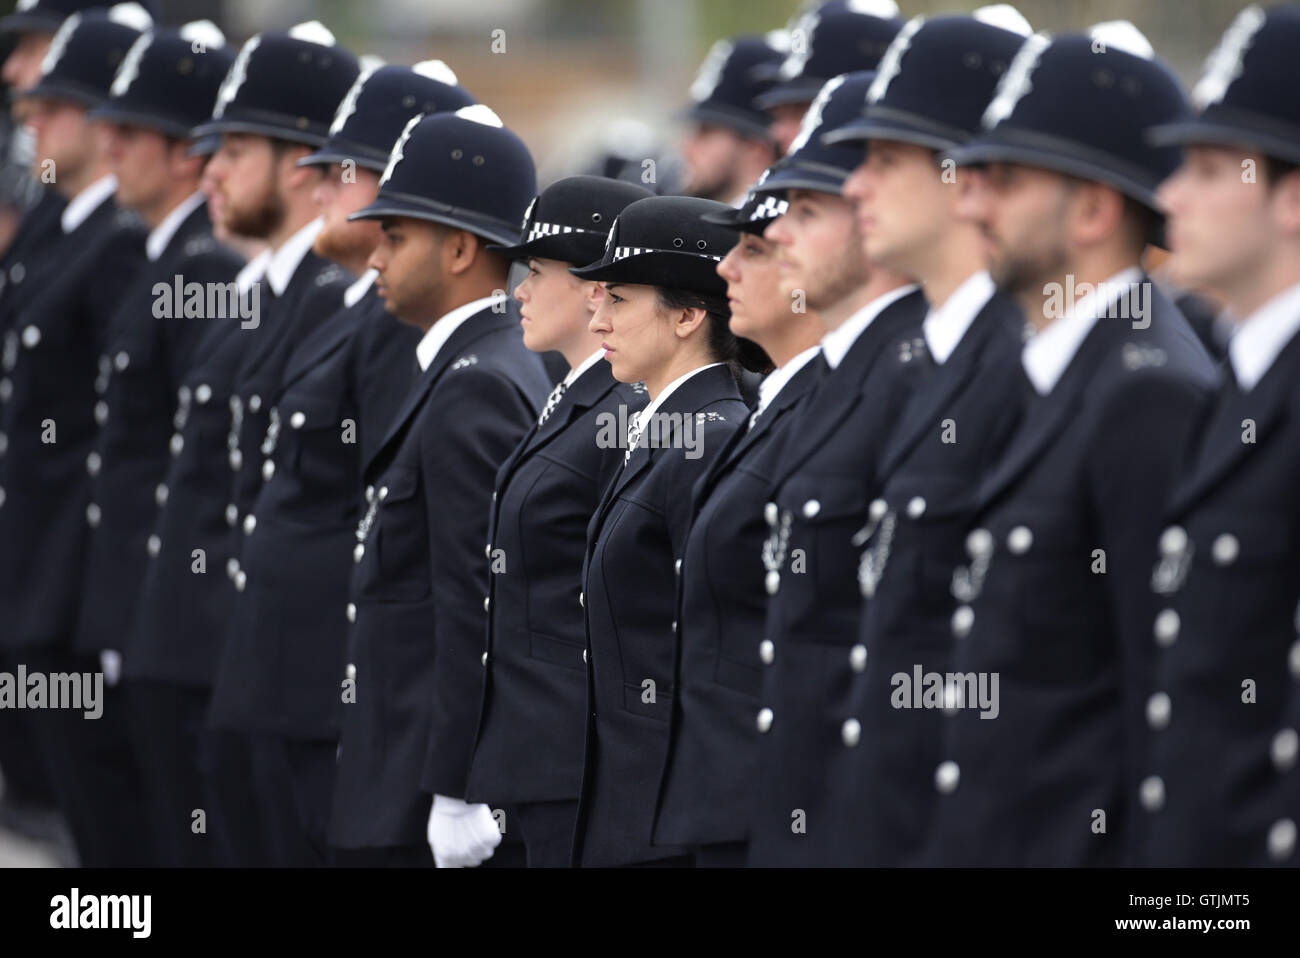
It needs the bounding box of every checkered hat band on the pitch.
[613,246,723,263]
[750,196,788,221]
[526,221,599,243]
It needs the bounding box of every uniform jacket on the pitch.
[923,281,1215,866]
[0,189,146,649]
[464,359,646,807]
[0,189,67,332]
[651,355,823,850]
[747,288,927,866]
[835,293,1026,865]
[329,302,548,849]
[74,202,244,655]
[572,363,748,867]
[1138,325,1300,866]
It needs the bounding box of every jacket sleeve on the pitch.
[418,366,536,798]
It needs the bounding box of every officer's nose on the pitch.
[954,168,990,227]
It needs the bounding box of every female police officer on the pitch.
[568,194,765,866]
[462,175,652,867]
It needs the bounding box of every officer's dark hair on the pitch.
[655,286,773,377]
[1262,155,1300,187]
[1120,196,1162,257]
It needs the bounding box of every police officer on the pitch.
[1136,4,1300,866]
[0,4,152,867]
[650,183,825,867]
[924,23,1216,866]
[820,12,1032,866]
[754,0,902,154]
[329,106,549,867]
[678,35,784,206]
[745,71,925,867]
[567,195,758,866]
[73,20,243,868]
[461,175,652,867]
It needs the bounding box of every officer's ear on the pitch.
[440,226,485,277]
[279,143,321,190]
[1068,180,1127,250]
[169,139,206,182]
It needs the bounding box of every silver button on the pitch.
[952,605,974,639]
[1290,639,1300,680]
[491,490,497,502]
[841,718,861,747]
[170,433,184,456]
[346,603,356,623]
[225,504,238,527]
[86,451,101,475]
[935,761,960,794]
[484,543,492,558]
[671,620,677,633]
[1271,728,1298,772]
[146,534,161,557]
[849,644,867,672]
[759,639,774,665]
[86,502,102,527]
[1268,818,1296,862]
[1139,775,1165,812]
[21,324,40,348]
[579,591,584,608]
[756,708,774,733]
[365,484,375,502]
[1154,609,1180,648]
[195,384,212,404]
[229,449,242,470]
[674,558,682,575]
[379,486,389,500]
[764,501,778,527]
[290,411,306,429]
[0,432,7,456]
[262,459,275,480]
[243,514,256,535]
[1146,692,1171,730]
[802,499,820,519]
[765,570,780,595]
[1211,533,1239,566]
[1007,525,1033,554]
[345,663,356,681]
[869,498,887,522]
[483,596,490,612]
[248,394,262,412]
[481,651,488,666]
[0,486,5,509]
[95,400,108,424]
[0,379,11,402]
[354,543,365,563]
[226,558,240,579]
[114,350,130,371]
[9,262,24,283]
[966,528,993,559]
[582,648,588,664]
[234,570,247,592]
[155,483,168,506]
[906,496,926,519]
[1159,525,1187,556]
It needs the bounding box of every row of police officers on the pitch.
[0,0,1297,868]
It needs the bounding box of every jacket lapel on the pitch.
[279,294,366,390]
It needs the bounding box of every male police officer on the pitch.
[76,20,243,868]
[825,10,1031,866]
[748,71,926,866]
[329,107,549,867]
[1136,4,1300,867]
[678,35,784,207]
[0,5,151,866]
[211,61,479,868]
[924,23,1215,866]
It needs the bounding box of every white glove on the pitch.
[426,794,501,868]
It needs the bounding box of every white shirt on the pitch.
[61,174,117,233]
[344,268,378,309]
[265,217,325,297]
[145,191,206,262]
[753,344,821,423]
[236,250,272,297]
[922,270,996,365]
[1022,266,1143,395]
[416,293,505,372]
[637,362,724,430]
[821,284,919,369]
[564,347,606,389]
[1228,280,1300,391]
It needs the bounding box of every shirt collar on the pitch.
[415,293,505,372]
[922,270,996,365]
[755,344,822,417]
[821,284,919,369]
[61,174,117,233]
[344,268,378,309]
[145,192,207,262]
[265,217,324,297]
[236,249,272,296]
[1021,265,1144,396]
[638,362,724,426]
[1228,280,1300,391]
[563,347,606,388]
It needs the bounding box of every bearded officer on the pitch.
[329,106,549,867]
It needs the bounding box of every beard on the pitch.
[987,231,1069,304]
[221,174,284,240]
[314,220,379,269]
[682,167,736,203]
